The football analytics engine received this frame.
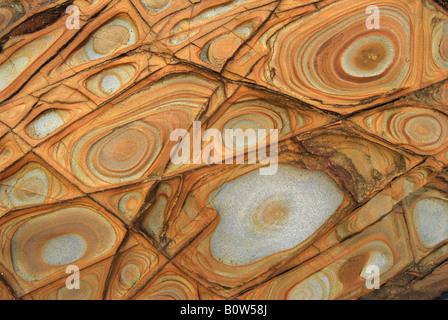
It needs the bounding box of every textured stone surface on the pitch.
[0,0,447,300]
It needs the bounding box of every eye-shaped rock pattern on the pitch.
[35,71,222,192]
[23,257,113,300]
[164,153,354,297]
[402,182,448,261]
[208,164,344,266]
[224,0,448,113]
[270,2,411,105]
[240,213,413,299]
[351,105,448,155]
[132,263,200,300]
[301,125,422,202]
[0,0,447,301]
[204,87,337,162]
[105,233,167,300]
[68,15,138,68]
[0,133,31,173]
[0,33,60,94]
[0,155,82,217]
[0,200,125,296]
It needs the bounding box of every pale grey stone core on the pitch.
[414,198,448,248]
[209,164,344,266]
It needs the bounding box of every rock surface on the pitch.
[0,0,447,300]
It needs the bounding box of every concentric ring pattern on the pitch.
[0,0,447,301]
[265,0,415,107]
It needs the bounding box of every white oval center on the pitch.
[209,164,344,266]
[43,234,87,266]
[101,74,121,94]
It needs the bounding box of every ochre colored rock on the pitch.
[0,0,447,300]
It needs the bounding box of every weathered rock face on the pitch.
[0,0,447,300]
